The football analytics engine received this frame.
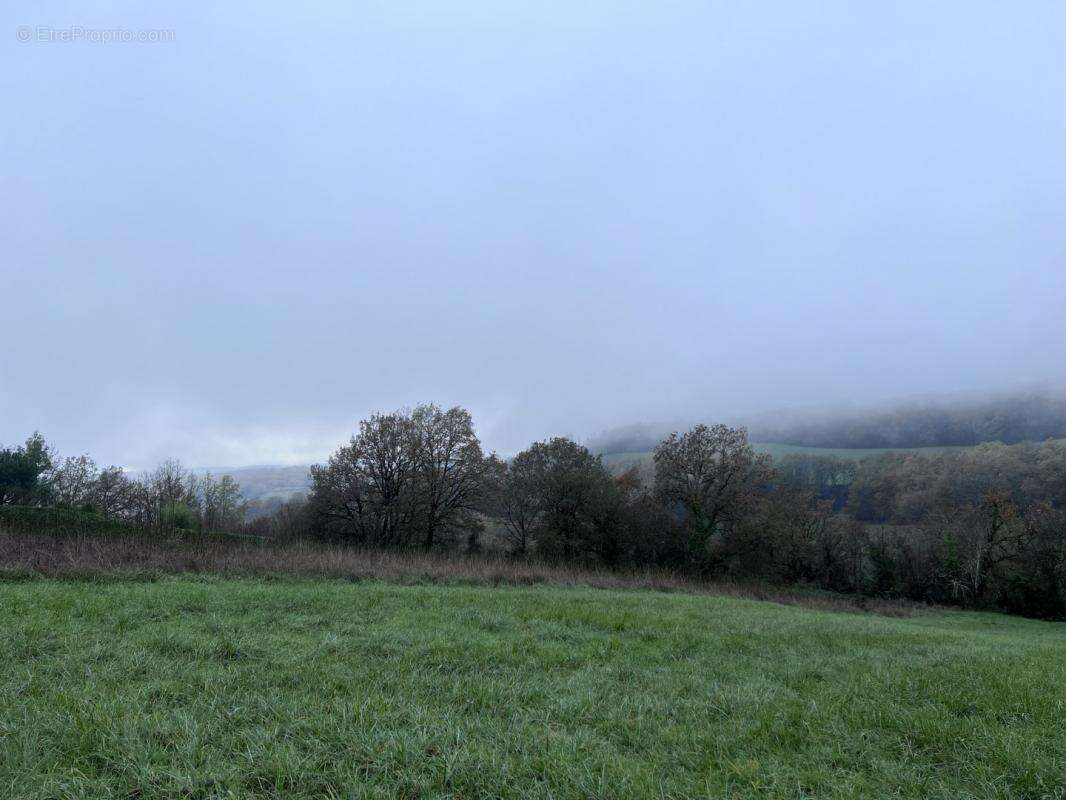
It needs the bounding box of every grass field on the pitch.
[2,579,1064,799]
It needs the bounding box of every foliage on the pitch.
[0,505,131,536]
[1,435,246,537]
[159,500,199,531]
[506,437,622,563]
[0,433,55,506]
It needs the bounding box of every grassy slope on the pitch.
[750,442,974,460]
[2,580,1064,799]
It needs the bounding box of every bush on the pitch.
[0,505,131,536]
[160,501,199,532]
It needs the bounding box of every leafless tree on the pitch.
[199,473,246,532]
[309,411,419,546]
[494,454,541,556]
[654,424,773,563]
[90,466,138,517]
[965,491,1032,600]
[409,405,489,549]
[51,455,99,508]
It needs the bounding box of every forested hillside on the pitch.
[589,393,1066,455]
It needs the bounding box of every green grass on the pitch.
[2,579,1064,799]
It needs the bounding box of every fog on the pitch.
[3,1,1066,468]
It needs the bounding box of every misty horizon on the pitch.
[82,387,1066,472]
[4,2,1066,469]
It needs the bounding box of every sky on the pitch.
[2,1,1065,469]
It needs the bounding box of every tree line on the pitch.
[257,404,1066,617]
[0,434,245,533]
[4,404,1065,617]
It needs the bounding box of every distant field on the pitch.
[753,441,975,459]
[602,441,984,476]
[2,579,1064,799]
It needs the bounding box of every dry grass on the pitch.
[0,528,920,616]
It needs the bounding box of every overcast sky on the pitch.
[3,1,1065,468]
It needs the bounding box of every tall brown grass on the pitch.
[0,528,920,616]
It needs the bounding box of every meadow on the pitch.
[2,577,1064,799]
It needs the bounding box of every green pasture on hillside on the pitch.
[1,579,1064,798]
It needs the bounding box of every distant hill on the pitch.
[752,392,1066,449]
[211,465,311,504]
[588,392,1066,455]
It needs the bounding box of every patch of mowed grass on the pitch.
[1,580,1064,799]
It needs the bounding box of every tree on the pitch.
[510,438,621,563]
[89,466,138,517]
[0,433,55,506]
[776,454,855,510]
[245,497,312,541]
[757,488,833,583]
[653,424,773,567]
[309,405,489,549]
[160,499,199,531]
[613,466,687,568]
[134,460,199,530]
[148,460,197,507]
[846,453,942,524]
[965,490,1032,602]
[200,473,246,532]
[491,454,541,556]
[309,411,416,545]
[51,455,99,509]
[409,405,489,549]
[1003,504,1066,618]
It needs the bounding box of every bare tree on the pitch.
[309,405,492,549]
[654,424,773,564]
[90,466,138,517]
[148,460,197,507]
[309,411,418,545]
[200,473,246,532]
[51,455,99,508]
[494,455,541,556]
[965,491,1032,601]
[409,404,488,549]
